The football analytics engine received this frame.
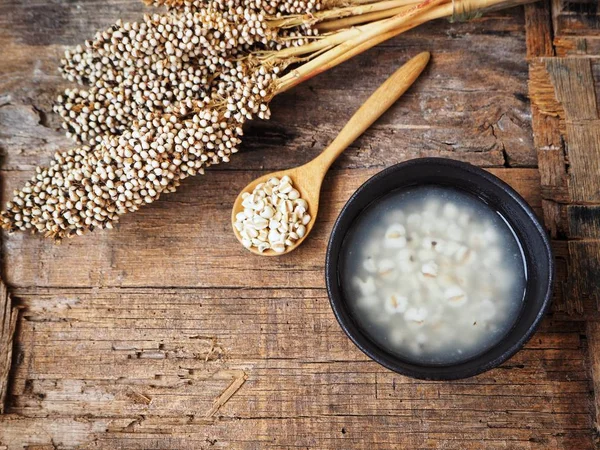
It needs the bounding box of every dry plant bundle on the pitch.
[1,0,535,240]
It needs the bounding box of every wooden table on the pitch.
[0,0,599,448]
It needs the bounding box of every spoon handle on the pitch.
[314,51,430,172]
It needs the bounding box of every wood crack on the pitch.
[0,279,20,414]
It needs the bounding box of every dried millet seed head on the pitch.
[55,7,277,145]
[144,0,322,18]
[139,2,321,51]
[1,61,280,239]
[2,0,309,240]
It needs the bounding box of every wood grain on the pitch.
[0,289,594,448]
[567,205,600,238]
[555,36,600,56]
[551,0,600,38]
[545,58,598,121]
[526,0,600,438]
[0,0,598,448]
[567,240,600,313]
[525,0,555,58]
[0,281,18,415]
[587,321,600,433]
[564,120,600,203]
[532,57,600,316]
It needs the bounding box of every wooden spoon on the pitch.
[232,51,430,256]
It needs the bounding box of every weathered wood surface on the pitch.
[0,281,18,415]
[0,290,595,449]
[527,0,600,435]
[528,3,600,314]
[0,0,598,448]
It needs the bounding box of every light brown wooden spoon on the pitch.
[232,51,430,256]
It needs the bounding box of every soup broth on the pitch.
[341,185,527,365]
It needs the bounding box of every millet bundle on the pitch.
[1,0,535,239]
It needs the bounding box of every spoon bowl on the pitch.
[231,164,322,256]
[232,51,431,256]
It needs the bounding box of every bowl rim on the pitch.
[325,157,554,380]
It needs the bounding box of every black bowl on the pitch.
[325,158,553,380]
